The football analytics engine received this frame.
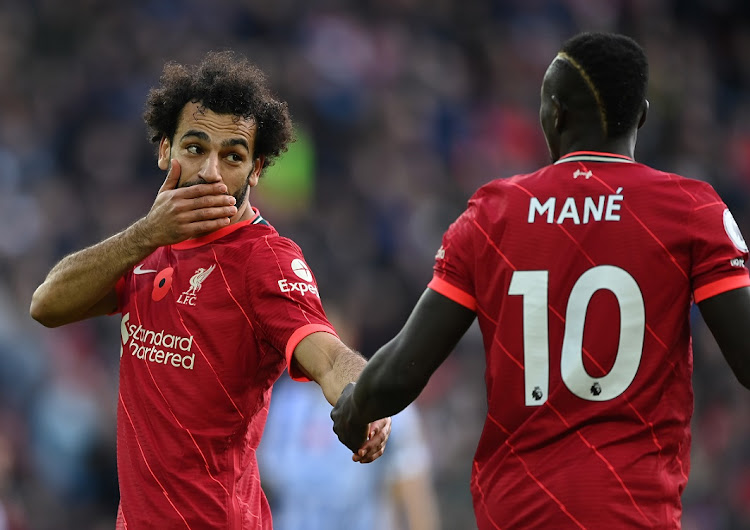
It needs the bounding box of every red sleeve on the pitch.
[246,236,338,381]
[111,276,127,314]
[690,187,750,303]
[429,202,478,311]
[107,271,133,316]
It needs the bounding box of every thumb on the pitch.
[158,159,181,193]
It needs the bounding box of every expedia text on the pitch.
[278,279,319,297]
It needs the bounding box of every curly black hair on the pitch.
[559,32,648,138]
[143,50,294,170]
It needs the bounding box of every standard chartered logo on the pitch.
[119,312,195,370]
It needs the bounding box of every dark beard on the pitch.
[233,179,249,208]
[178,176,250,207]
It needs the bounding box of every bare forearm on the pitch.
[30,218,157,327]
[351,339,428,422]
[31,160,241,327]
[292,332,368,405]
[319,345,367,406]
[699,287,750,390]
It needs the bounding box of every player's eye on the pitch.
[226,153,244,163]
[186,145,202,155]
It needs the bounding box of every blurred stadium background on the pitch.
[1,1,749,528]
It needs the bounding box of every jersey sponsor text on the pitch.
[278,279,319,297]
[120,314,195,370]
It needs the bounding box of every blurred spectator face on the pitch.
[157,101,261,206]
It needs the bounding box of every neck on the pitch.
[560,131,637,160]
[235,201,255,223]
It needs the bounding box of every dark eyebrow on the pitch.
[180,130,210,142]
[179,130,249,152]
[222,138,249,152]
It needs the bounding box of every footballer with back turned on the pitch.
[332,32,750,529]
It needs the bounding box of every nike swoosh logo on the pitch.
[134,265,158,275]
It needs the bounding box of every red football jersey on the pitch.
[429,152,750,529]
[113,209,336,529]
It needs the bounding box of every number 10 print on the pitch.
[508,266,645,406]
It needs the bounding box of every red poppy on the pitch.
[152,267,174,301]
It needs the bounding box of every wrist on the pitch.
[338,381,356,404]
[128,217,161,253]
[338,382,364,421]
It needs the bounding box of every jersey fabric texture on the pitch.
[258,378,432,530]
[113,209,337,529]
[428,152,750,529]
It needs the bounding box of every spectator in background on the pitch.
[259,377,439,530]
[0,434,27,530]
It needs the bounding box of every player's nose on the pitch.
[198,153,222,183]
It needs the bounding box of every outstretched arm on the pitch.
[30,160,237,327]
[332,288,476,452]
[698,286,750,389]
[292,332,368,406]
[292,332,391,463]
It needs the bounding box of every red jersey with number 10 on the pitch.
[428,152,750,529]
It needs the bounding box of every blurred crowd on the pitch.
[1,0,749,528]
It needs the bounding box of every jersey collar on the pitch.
[554,151,635,164]
[172,207,267,250]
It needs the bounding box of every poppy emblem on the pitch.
[152,267,174,301]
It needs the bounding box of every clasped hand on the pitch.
[332,383,391,463]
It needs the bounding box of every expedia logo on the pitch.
[724,209,748,253]
[278,259,319,297]
[119,312,195,370]
[291,259,313,281]
[278,279,319,297]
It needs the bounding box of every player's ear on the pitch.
[248,156,264,187]
[158,137,171,171]
[637,99,649,129]
[551,94,566,133]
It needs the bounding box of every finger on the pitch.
[172,183,230,200]
[354,418,391,462]
[180,206,238,223]
[357,435,385,457]
[179,218,232,238]
[187,194,236,209]
[158,159,182,193]
[356,433,388,459]
[351,446,376,463]
[167,195,235,218]
[357,445,386,464]
[366,418,390,442]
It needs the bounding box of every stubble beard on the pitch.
[233,179,250,209]
[178,176,250,208]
